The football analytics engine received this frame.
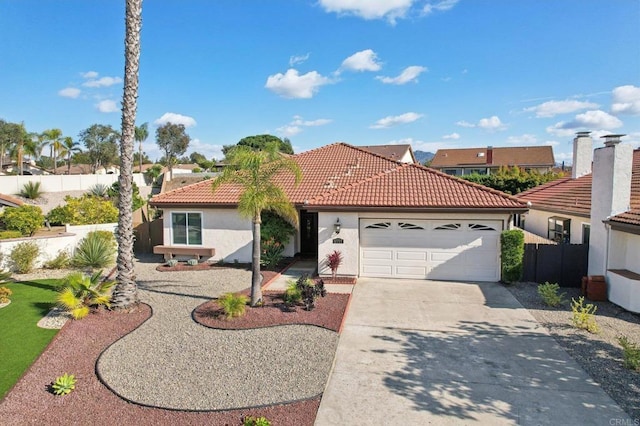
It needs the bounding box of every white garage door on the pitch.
[360,219,501,281]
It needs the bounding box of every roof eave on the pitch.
[304,205,529,214]
[605,219,640,235]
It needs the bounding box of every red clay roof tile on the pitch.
[431,146,554,168]
[150,143,527,211]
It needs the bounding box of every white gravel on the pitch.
[507,282,640,420]
[96,255,339,411]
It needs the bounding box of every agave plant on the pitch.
[87,183,110,198]
[71,231,116,268]
[20,181,42,199]
[51,373,76,396]
[57,270,115,319]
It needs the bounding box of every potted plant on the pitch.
[325,250,343,280]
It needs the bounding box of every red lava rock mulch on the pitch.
[0,303,326,425]
[194,291,350,332]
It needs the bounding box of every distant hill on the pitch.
[413,150,434,164]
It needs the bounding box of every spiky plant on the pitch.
[51,373,76,395]
[87,183,110,198]
[20,181,42,199]
[57,270,115,319]
[217,292,249,319]
[71,231,116,269]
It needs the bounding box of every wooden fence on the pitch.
[522,243,588,287]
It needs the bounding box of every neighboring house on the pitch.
[1,160,50,176]
[358,144,417,164]
[53,164,119,175]
[0,193,23,213]
[430,146,555,176]
[517,132,640,313]
[150,143,527,282]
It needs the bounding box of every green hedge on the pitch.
[501,229,524,283]
[1,205,44,236]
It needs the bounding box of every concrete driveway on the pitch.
[316,278,630,425]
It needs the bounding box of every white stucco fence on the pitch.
[0,174,146,195]
[0,223,117,270]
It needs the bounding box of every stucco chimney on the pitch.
[588,134,632,275]
[572,131,593,179]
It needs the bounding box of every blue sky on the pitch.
[1,0,639,164]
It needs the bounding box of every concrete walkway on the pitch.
[263,259,353,294]
[316,278,631,425]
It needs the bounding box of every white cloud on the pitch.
[544,140,559,146]
[289,53,311,67]
[82,71,99,79]
[340,49,382,73]
[478,115,506,130]
[319,0,414,24]
[277,115,332,137]
[265,69,332,99]
[187,138,224,161]
[562,110,623,130]
[442,132,460,140]
[546,122,578,138]
[612,85,640,115]
[82,76,123,88]
[423,0,460,15]
[506,134,537,145]
[370,112,423,129]
[525,99,599,118]
[376,65,427,85]
[96,99,119,113]
[154,112,197,128]
[58,87,81,99]
[456,120,475,128]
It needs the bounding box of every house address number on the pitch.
[332,238,344,244]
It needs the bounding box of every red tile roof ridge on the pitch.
[409,162,526,205]
[296,141,402,165]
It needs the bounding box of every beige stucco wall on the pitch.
[523,208,589,244]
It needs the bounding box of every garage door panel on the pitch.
[362,264,393,276]
[396,250,427,261]
[395,266,428,277]
[362,249,393,260]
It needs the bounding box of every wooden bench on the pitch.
[153,245,216,261]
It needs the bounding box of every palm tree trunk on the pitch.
[250,216,262,306]
[111,0,142,309]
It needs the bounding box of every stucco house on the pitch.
[149,143,527,282]
[430,145,555,176]
[517,132,640,312]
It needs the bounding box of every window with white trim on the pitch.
[171,212,202,245]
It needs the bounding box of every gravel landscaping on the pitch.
[0,256,347,425]
[507,282,640,419]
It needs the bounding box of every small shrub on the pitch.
[261,211,295,248]
[51,373,76,396]
[57,270,115,319]
[43,250,71,269]
[108,181,145,211]
[618,336,640,371]
[0,230,22,240]
[243,416,271,426]
[20,181,42,199]
[217,293,249,319]
[500,229,524,283]
[87,183,110,198]
[260,238,284,269]
[2,204,45,236]
[47,195,118,226]
[0,286,13,303]
[283,280,302,305]
[192,167,202,173]
[571,296,599,333]
[167,259,179,267]
[9,241,40,273]
[72,231,116,269]
[537,282,566,307]
[187,258,198,266]
[325,250,343,278]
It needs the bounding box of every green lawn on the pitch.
[0,278,63,399]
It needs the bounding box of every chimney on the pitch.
[486,146,493,165]
[572,131,593,179]
[588,134,632,275]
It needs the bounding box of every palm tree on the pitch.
[134,122,148,173]
[61,136,81,174]
[212,143,302,306]
[42,128,63,173]
[111,0,142,309]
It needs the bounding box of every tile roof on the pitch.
[0,193,24,207]
[517,149,640,225]
[430,146,555,168]
[150,143,527,211]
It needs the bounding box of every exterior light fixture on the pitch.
[334,218,341,234]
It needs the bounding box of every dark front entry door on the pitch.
[300,210,318,257]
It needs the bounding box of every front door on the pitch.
[300,210,318,257]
